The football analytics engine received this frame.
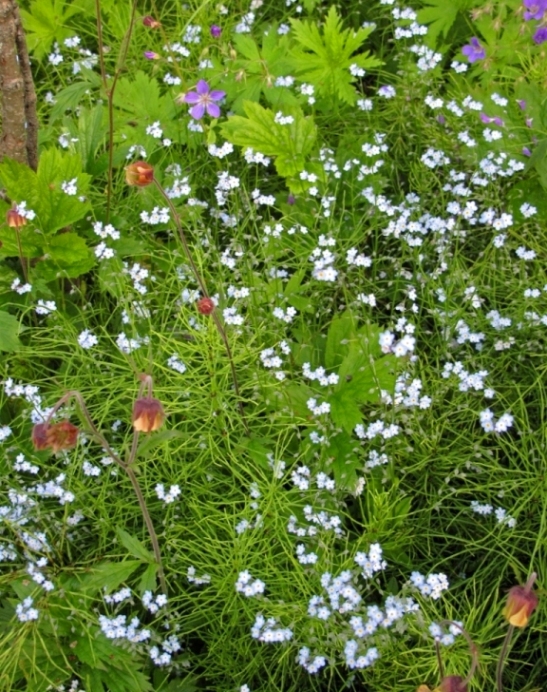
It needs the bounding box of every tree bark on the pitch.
[0,0,38,169]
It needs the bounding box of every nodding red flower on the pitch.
[6,208,26,228]
[503,574,539,627]
[132,397,165,433]
[125,161,154,187]
[142,15,161,28]
[32,423,50,451]
[197,297,215,315]
[32,421,79,453]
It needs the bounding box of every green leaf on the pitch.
[50,78,100,122]
[289,6,382,105]
[116,528,154,563]
[20,0,83,60]
[79,560,142,593]
[138,563,159,594]
[35,233,94,281]
[325,310,357,369]
[0,312,22,353]
[220,101,316,178]
[76,105,108,174]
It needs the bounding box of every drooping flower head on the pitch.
[503,573,539,627]
[132,397,165,433]
[125,161,154,187]
[183,80,226,120]
[461,37,486,63]
[32,421,79,453]
[142,15,161,28]
[197,297,215,315]
[523,0,547,20]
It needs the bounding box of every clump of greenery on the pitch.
[0,1,545,691]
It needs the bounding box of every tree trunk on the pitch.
[0,0,38,169]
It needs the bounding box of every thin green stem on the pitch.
[103,0,139,222]
[496,625,514,692]
[153,178,250,434]
[434,641,444,681]
[48,390,168,595]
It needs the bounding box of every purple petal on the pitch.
[196,80,210,95]
[206,102,221,118]
[184,91,200,104]
[190,103,206,119]
[209,90,226,102]
[480,112,492,124]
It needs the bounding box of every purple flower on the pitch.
[523,0,547,20]
[518,99,527,110]
[461,37,486,63]
[522,146,532,156]
[183,80,226,119]
[144,51,160,60]
[533,26,547,44]
[210,24,222,38]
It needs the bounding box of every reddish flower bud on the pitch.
[197,297,215,315]
[436,676,467,692]
[142,15,161,28]
[6,208,26,228]
[132,397,165,433]
[503,576,539,628]
[125,161,154,187]
[32,423,50,451]
[46,421,79,453]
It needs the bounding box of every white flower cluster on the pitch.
[365,450,389,469]
[155,484,181,504]
[142,591,168,613]
[99,614,151,642]
[16,596,39,622]
[251,614,293,642]
[421,147,450,169]
[126,144,147,160]
[296,543,318,565]
[125,262,149,295]
[35,474,75,504]
[344,641,379,669]
[166,176,191,199]
[479,409,514,433]
[302,363,338,386]
[409,571,449,599]
[11,277,32,295]
[13,453,39,474]
[251,188,276,206]
[470,501,516,528]
[306,397,330,416]
[223,307,244,326]
[82,460,101,477]
[36,300,57,315]
[442,362,489,393]
[187,565,212,585]
[354,543,387,579]
[93,221,120,260]
[61,178,78,195]
[410,44,442,72]
[150,635,182,666]
[244,147,270,166]
[454,320,484,349]
[140,207,170,224]
[272,306,297,323]
[297,647,327,674]
[104,587,132,605]
[429,621,463,646]
[274,112,294,125]
[346,248,372,267]
[27,558,54,591]
[167,355,187,374]
[354,420,400,441]
[383,375,431,409]
[236,571,266,597]
[78,329,98,349]
[215,171,240,205]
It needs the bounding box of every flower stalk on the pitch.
[34,388,168,595]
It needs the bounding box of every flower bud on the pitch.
[210,24,222,38]
[125,161,154,187]
[32,420,79,453]
[144,51,160,60]
[197,297,215,315]
[132,397,165,433]
[6,207,26,228]
[142,15,161,28]
[503,578,539,628]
